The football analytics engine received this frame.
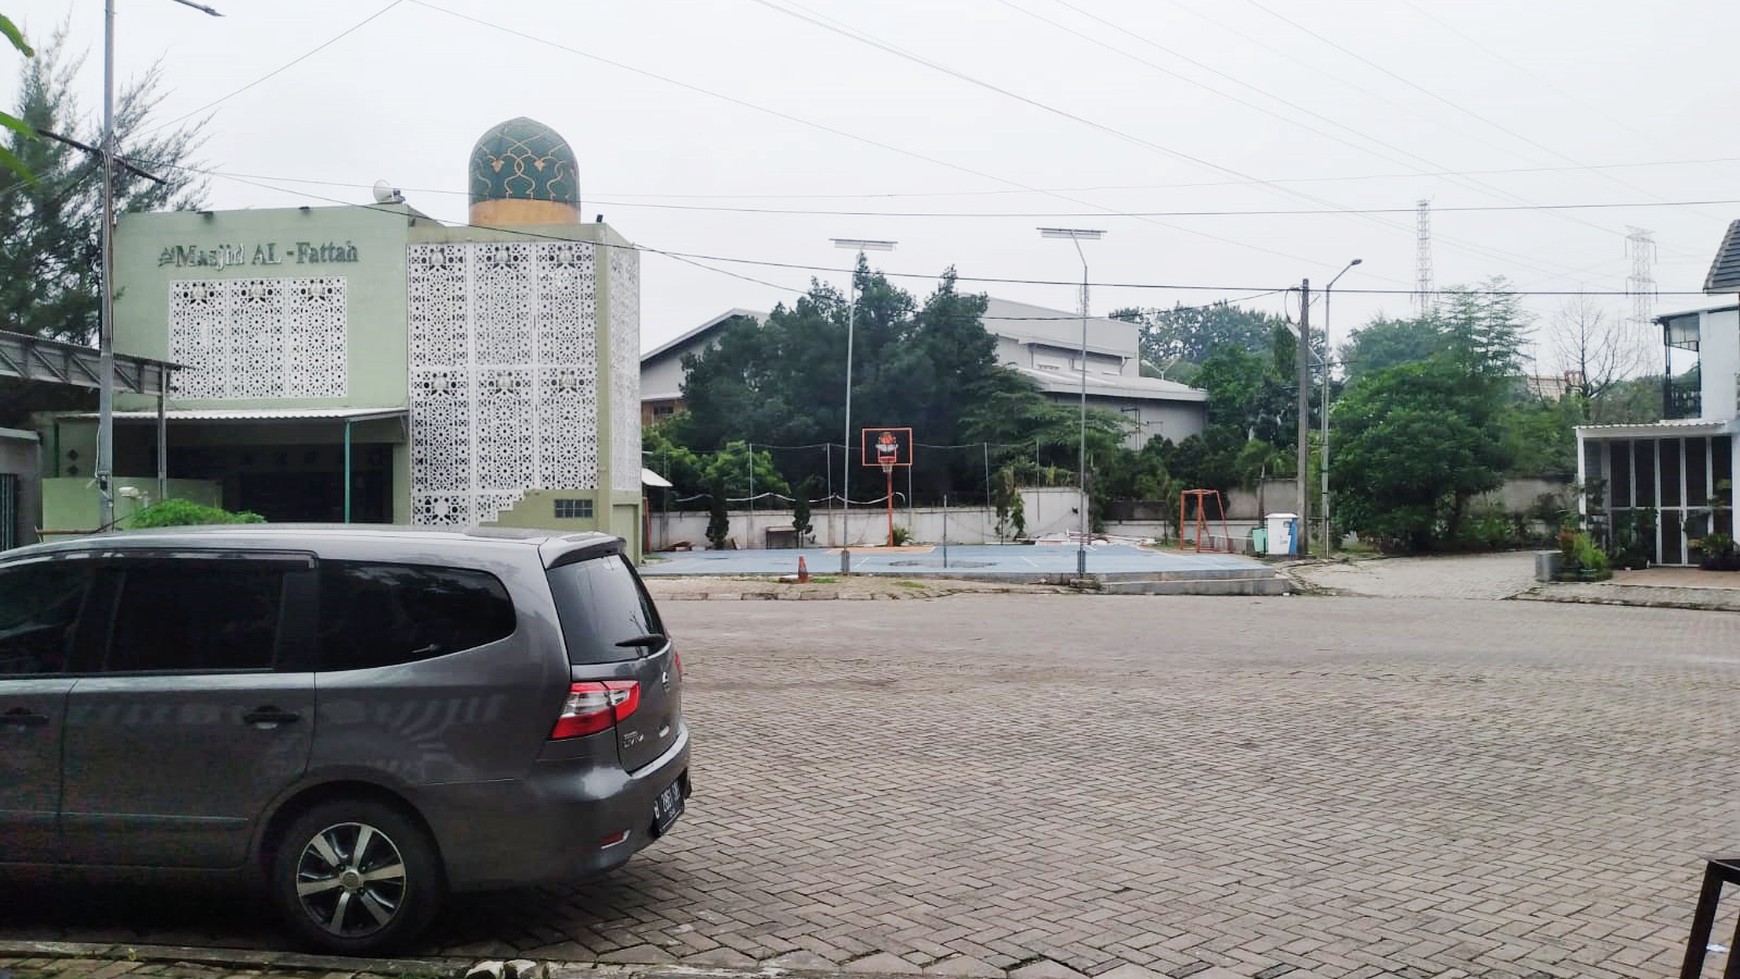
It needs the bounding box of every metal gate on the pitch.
[0,473,16,551]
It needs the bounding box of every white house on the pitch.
[981,297,1206,448]
[1574,219,1740,565]
[638,308,763,426]
[639,298,1207,449]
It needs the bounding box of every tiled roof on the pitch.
[1706,220,1740,293]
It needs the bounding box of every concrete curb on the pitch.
[647,572,1292,601]
[1513,583,1740,612]
[0,941,1097,979]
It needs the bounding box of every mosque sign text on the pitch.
[157,241,362,271]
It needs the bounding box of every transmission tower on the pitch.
[1414,199,1435,317]
[1625,227,1657,333]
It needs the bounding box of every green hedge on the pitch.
[129,499,265,528]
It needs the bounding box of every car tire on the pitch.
[269,798,443,956]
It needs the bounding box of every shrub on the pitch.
[792,477,814,542]
[705,488,730,550]
[129,499,264,528]
[1554,530,1612,581]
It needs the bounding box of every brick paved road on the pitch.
[4,595,1737,979]
[1288,553,1540,601]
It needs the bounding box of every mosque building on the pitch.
[39,117,645,556]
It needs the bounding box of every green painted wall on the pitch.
[112,205,414,412]
[489,488,643,563]
[91,207,639,542]
[41,476,221,536]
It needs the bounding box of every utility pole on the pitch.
[1296,279,1311,557]
[96,0,118,532]
[97,0,222,533]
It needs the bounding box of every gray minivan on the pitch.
[0,525,690,955]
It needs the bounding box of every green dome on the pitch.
[468,117,579,207]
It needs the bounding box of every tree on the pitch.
[1590,375,1665,425]
[791,476,814,541]
[1546,294,1649,412]
[1,11,32,180]
[642,424,706,508]
[697,440,789,504]
[1501,395,1578,480]
[705,489,730,550]
[1331,357,1511,551]
[1339,316,1445,381]
[673,262,1154,507]
[2,28,208,344]
[1436,278,1532,381]
[1114,301,1289,370]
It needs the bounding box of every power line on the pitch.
[190,159,1726,300]
[531,195,1740,219]
[143,0,406,135]
[1154,0,1593,174]
[1395,0,1641,139]
[86,164,1740,217]
[741,0,1622,284]
[1019,0,1727,274]
[1392,2,1734,233]
[1231,0,1729,266]
[404,0,1343,275]
[1242,0,1721,223]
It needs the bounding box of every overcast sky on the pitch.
[6,0,1738,369]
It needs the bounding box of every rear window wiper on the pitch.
[613,633,667,650]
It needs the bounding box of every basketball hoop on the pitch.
[862,427,913,548]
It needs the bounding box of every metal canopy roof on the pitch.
[60,407,407,423]
[0,330,179,396]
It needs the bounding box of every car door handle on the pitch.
[242,707,301,727]
[1,708,50,729]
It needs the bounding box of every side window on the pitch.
[107,562,286,673]
[546,554,665,665]
[0,561,93,675]
[318,562,515,671]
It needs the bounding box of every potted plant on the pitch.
[1701,532,1738,571]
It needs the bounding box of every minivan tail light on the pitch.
[550,681,640,740]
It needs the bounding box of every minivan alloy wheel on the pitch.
[293,821,408,937]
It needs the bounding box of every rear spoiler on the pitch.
[539,533,625,571]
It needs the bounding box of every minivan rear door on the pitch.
[545,553,682,773]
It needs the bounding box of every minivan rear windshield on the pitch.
[546,554,665,665]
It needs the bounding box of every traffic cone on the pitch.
[797,555,811,583]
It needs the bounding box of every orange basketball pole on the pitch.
[885,464,895,546]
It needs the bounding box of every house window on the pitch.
[652,404,675,419]
[554,498,594,520]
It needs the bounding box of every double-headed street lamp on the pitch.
[1320,257,1362,555]
[830,238,896,548]
[1039,227,1105,577]
[97,0,222,532]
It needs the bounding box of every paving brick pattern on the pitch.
[5,593,1738,979]
[1287,553,1541,601]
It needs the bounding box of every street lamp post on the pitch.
[97,0,221,533]
[829,238,896,549]
[1321,257,1362,556]
[1039,227,1106,577]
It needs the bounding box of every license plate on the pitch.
[652,779,685,836]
